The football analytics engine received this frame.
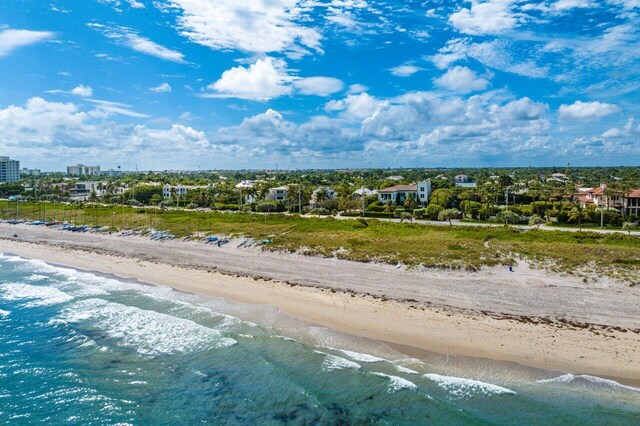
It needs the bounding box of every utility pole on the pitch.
[361,184,365,216]
[298,184,302,214]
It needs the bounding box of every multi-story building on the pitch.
[267,186,289,202]
[0,156,21,182]
[21,168,41,177]
[378,180,432,206]
[67,164,101,176]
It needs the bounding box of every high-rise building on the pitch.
[21,168,41,177]
[0,156,21,182]
[67,164,100,176]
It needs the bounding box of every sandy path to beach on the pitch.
[1,223,639,383]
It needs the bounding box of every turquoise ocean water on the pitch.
[0,253,639,425]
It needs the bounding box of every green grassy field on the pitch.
[3,201,640,283]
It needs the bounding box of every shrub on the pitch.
[496,210,520,224]
[425,204,444,220]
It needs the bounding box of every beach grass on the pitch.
[3,201,640,281]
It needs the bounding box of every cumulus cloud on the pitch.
[449,0,521,35]
[0,97,211,167]
[558,100,620,120]
[205,57,294,100]
[390,64,424,77]
[150,82,172,93]
[0,29,54,57]
[293,77,344,96]
[88,23,187,63]
[70,85,93,97]
[160,0,322,58]
[601,118,635,137]
[205,57,343,100]
[433,66,490,93]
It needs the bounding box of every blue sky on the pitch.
[1,0,639,171]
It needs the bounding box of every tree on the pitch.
[399,212,413,223]
[496,210,520,225]
[425,204,444,220]
[498,174,513,188]
[528,214,545,228]
[438,208,458,226]
[568,205,585,231]
[622,221,635,235]
[403,193,418,211]
[383,200,395,221]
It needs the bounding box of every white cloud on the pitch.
[324,92,385,120]
[0,29,54,57]
[432,38,550,79]
[0,97,211,168]
[86,99,150,118]
[150,82,172,93]
[558,100,620,120]
[293,77,344,96]
[161,0,322,57]
[89,24,186,63]
[449,0,520,35]
[70,85,93,97]
[99,0,146,9]
[205,57,294,101]
[433,66,490,93]
[601,118,635,137]
[347,83,368,94]
[390,64,424,77]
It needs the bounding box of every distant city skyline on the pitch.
[1,1,640,170]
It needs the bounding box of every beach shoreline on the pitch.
[1,223,639,386]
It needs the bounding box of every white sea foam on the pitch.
[536,374,640,393]
[318,353,361,371]
[26,274,48,281]
[371,372,417,392]
[424,374,517,397]
[0,283,73,307]
[394,364,420,375]
[0,309,9,317]
[55,299,237,356]
[338,349,386,363]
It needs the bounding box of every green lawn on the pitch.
[3,201,639,283]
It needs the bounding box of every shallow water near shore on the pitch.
[0,253,639,425]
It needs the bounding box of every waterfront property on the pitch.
[377,180,431,206]
[267,186,289,202]
[0,156,20,183]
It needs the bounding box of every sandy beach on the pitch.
[1,223,639,384]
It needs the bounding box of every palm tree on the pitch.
[383,200,395,222]
[403,193,418,211]
[568,205,585,231]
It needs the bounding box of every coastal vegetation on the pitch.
[2,201,639,284]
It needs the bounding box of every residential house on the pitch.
[454,174,477,188]
[162,184,202,200]
[310,186,338,208]
[378,180,431,206]
[267,186,289,202]
[384,175,404,182]
[574,184,640,216]
[70,181,107,200]
[235,180,256,204]
[352,187,378,198]
[548,172,570,183]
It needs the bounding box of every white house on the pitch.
[311,186,338,207]
[352,187,378,198]
[378,180,431,206]
[162,184,200,200]
[70,181,107,200]
[267,186,289,202]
